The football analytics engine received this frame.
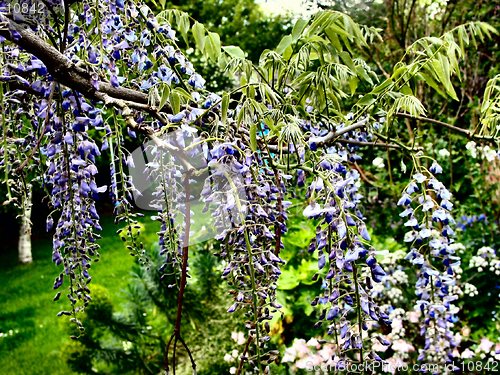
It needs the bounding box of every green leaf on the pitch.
[418,72,447,98]
[191,21,205,51]
[236,101,247,127]
[263,117,276,133]
[324,27,343,51]
[171,91,180,114]
[249,123,257,152]
[356,93,376,107]
[355,64,372,84]
[159,84,170,111]
[277,268,300,290]
[400,84,413,96]
[327,23,351,40]
[221,93,229,125]
[391,63,409,80]
[292,18,308,42]
[372,78,394,95]
[177,13,190,45]
[283,45,293,60]
[205,32,221,62]
[349,76,359,95]
[276,35,292,55]
[339,51,355,71]
[392,94,426,117]
[430,55,458,100]
[306,11,329,36]
[222,45,245,59]
[173,87,192,101]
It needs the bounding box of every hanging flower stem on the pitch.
[165,170,196,375]
[227,171,263,373]
[352,263,365,366]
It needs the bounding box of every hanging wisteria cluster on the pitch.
[0,0,498,372]
[299,120,391,367]
[398,162,461,366]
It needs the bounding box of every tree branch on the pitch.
[0,15,170,118]
[395,112,496,143]
[308,117,370,147]
[336,138,401,149]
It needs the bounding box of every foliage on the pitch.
[0,0,499,373]
[64,243,244,374]
[0,216,137,374]
[148,0,291,91]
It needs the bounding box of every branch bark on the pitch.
[308,117,370,147]
[395,112,496,143]
[0,15,162,113]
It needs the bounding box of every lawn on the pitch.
[0,215,160,375]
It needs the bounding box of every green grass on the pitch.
[0,215,160,375]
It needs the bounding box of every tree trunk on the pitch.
[18,184,33,264]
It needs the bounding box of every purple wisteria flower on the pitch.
[399,165,460,366]
[301,135,391,366]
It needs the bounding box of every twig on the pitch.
[235,336,253,375]
[395,112,497,143]
[336,138,400,149]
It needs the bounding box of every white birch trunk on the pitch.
[18,184,33,264]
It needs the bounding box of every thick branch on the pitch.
[308,117,370,147]
[0,15,153,109]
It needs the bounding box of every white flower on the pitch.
[404,230,417,242]
[372,156,385,169]
[465,141,477,158]
[479,338,494,353]
[477,246,495,256]
[282,347,297,363]
[401,159,407,173]
[479,145,498,162]
[404,217,418,227]
[392,339,415,353]
[463,283,478,297]
[303,202,322,217]
[422,196,434,211]
[413,173,427,183]
[461,348,474,359]
[231,331,246,345]
[311,177,324,191]
[306,338,319,348]
[420,228,432,238]
[229,367,237,374]
[438,148,450,158]
[224,354,233,362]
[430,161,443,174]
[449,243,466,252]
[407,310,421,323]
